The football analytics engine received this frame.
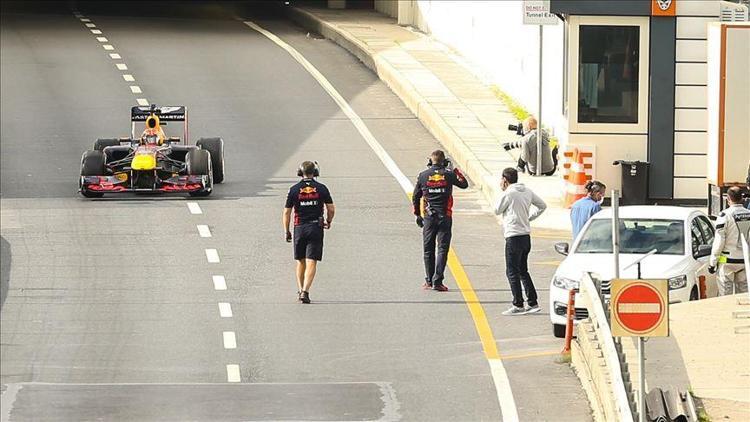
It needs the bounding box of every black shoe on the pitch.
[300,291,311,304]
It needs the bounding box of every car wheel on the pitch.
[196,137,224,184]
[689,286,699,301]
[553,324,566,338]
[80,150,106,198]
[93,138,120,151]
[186,149,212,197]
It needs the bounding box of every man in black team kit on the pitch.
[412,150,469,291]
[283,161,335,304]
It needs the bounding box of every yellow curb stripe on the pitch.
[447,248,500,359]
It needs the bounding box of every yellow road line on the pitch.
[447,248,500,359]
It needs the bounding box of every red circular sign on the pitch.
[613,282,665,334]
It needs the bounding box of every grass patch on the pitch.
[490,85,530,122]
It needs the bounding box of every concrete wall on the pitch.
[395,1,567,139]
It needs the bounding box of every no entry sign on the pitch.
[611,280,669,337]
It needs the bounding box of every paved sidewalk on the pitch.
[288,6,573,234]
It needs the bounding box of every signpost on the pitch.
[522,1,557,176]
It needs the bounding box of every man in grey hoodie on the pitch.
[495,167,547,315]
[502,116,555,176]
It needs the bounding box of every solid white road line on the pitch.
[223,331,237,349]
[96,37,108,42]
[226,364,241,382]
[129,86,142,94]
[205,249,220,263]
[212,275,227,291]
[116,63,128,70]
[123,74,135,82]
[243,20,412,193]
[102,44,114,51]
[91,29,103,35]
[187,202,203,214]
[244,20,519,421]
[85,23,96,28]
[218,302,233,318]
[137,98,149,106]
[109,53,121,59]
[197,225,212,238]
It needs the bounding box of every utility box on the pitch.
[706,23,750,217]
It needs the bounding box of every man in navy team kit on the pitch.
[283,161,335,304]
[412,150,469,291]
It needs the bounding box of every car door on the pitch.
[695,215,718,295]
[690,216,716,297]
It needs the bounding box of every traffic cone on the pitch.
[564,148,587,208]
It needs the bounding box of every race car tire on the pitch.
[80,150,106,198]
[186,149,212,197]
[94,138,120,151]
[196,137,224,184]
[81,150,106,176]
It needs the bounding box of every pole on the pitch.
[638,336,646,422]
[612,189,620,280]
[536,24,543,177]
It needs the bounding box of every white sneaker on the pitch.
[502,306,526,316]
[525,305,541,314]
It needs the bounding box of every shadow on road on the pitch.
[0,236,10,311]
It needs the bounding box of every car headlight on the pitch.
[552,276,579,290]
[668,275,687,290]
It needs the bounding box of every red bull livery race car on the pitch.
[79,105,225,198]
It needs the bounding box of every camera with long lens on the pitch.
[507,122,524,136]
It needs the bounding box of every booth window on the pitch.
[577,25,639,123]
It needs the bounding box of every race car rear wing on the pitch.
[130,105,189,143]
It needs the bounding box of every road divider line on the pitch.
[85,23,96,28]
[244,20,518,422]
[226,364,241,382]
[223,331,237,349]
[218,302,233,318]
[187,202,202,214]
[212,275,227,290]
[91,29,102,35]
[205,249,220,263]
[129,86,142,94]
[80,18,91,22]
[116,63,128,70]
[109,53,121,59]
[197,225,212,238]
[96,37,108,42]
[102,45,114,51]
[137,98,149,106]
[123,74,135,82]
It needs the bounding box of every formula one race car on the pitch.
[79,105,224,198]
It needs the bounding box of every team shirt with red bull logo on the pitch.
[412,165,468,218]
[285,178,333,226]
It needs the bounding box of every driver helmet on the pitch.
[143,114,162,144]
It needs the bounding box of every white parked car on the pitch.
[549,206,716,338]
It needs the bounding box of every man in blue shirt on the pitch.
[570,180,606,240]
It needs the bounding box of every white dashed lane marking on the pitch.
[85,23,96,28]
[129,86,142,94]
[80,18,90,22]
[205,249,220,263]
[226,365,241,382]
[218,303,233,318]
[137,98,149,106]
[109,53,121,59]
[102,45,114,51]
[123,74,135,82]
[223,332,237,349]
[96,37,108,42]
[212,275,227,291]
[187,202,203,214]
[116,63,128,70]
[197,225,212,238]
[91,29,102,34]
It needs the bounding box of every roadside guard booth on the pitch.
[549,0,748,204]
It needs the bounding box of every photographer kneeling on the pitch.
[502,116,556,176]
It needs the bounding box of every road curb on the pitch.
[287,7,504,209]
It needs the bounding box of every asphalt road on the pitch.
[1,2,590,421]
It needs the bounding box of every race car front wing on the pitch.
[80,174,209,193]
